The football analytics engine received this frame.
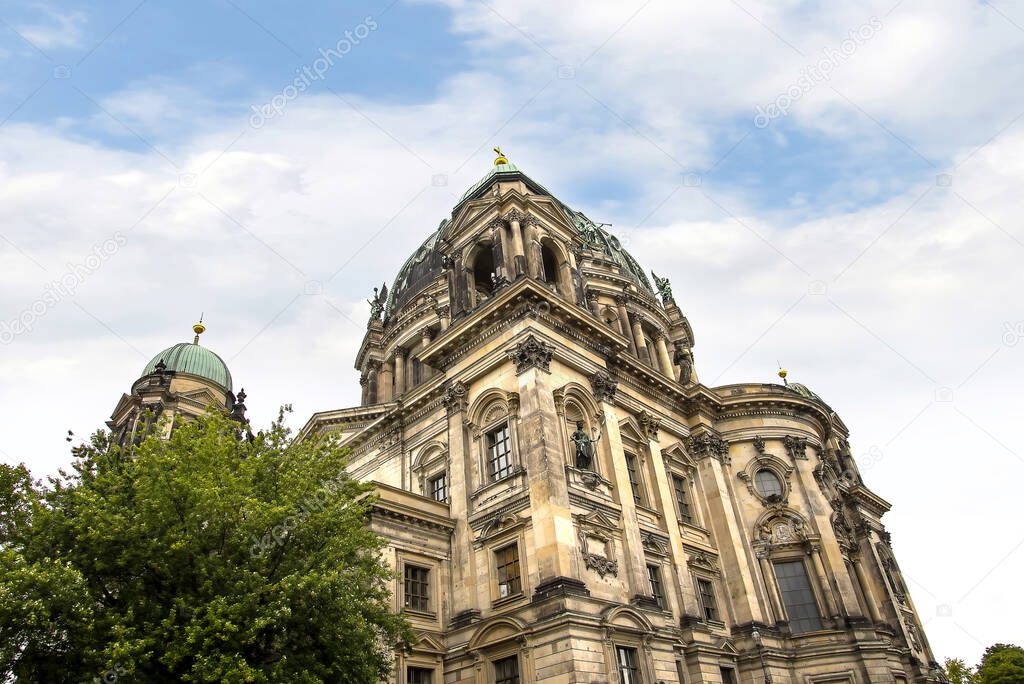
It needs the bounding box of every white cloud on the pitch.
[14,4,86,49]
[1,0,1022,666]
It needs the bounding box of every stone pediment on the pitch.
[575,507,620,532]
[178,388,220,406]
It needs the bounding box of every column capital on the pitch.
[508,334,553,374]
[443,380,468,415]
[638,409,661,440]
[589,369,618,403]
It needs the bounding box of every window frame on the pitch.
[615,645,644,684]
[403,563,431,613]
[695,576,721,624]
[773,558,824,634]
[671,473,694,523]
[624,451,646,505]
[494,541,523,601]
[754,468,784,499]
[647,563,665,609]
[428,472,448,502]
[406,666,433,684]
[485,421,516,483]
[493,654,521,684]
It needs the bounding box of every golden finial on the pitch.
[777,361,788,386]
[493,146,508,166]
[193,314,205,344]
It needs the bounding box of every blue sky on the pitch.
[2,0,1024,666]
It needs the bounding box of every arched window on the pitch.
[754,469,783,499]
[472,245,496,300]
[541,242,559,285]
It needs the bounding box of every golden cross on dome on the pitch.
[493,146,508,165]
[193,314,205,344]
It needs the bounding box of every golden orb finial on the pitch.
[193,314,205,344]
[493,146,508,166]
[777,362,788,385]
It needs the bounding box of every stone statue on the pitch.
[651,271,674,305]
[367,282,387,322]
[674,344,693,384]
[569,420,600,470]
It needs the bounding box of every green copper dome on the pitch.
[142,342,233,392]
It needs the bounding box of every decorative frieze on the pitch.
[583,552,619,578]
[508,335,553,374]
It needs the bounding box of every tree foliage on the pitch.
[976,644,1024,684]
[0,410,411,683]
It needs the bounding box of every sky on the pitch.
[1,0,1022,666]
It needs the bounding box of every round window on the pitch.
[754,469,783,498]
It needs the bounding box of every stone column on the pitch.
[492,223,509,281]
[757,550,784,623]
[808,544,840,619]
[379,360,394,402]
[615,295,636,354]
[524,220,542,279]
[359,372,369,405]
[509,213,527,277]
[587,291,601,316]
[557,249,575,301]
[851,554,882,622]
[366,360,380,404]
[419,327,433,380]
[510,336,580,589]
[443,381,479,622]
[591,370,647,599]
[394,349,406,397]
[644,415,702,618]
[631,319,650,363]
[692,434,769,626]
[655,333,674,377]
[438,305,450,332]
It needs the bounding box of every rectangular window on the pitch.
[696,578,719,622]
[487,424,514,481]
[616,646,643,684]
[403,564,430,612]
[720,667,736,684]
[647,564,664,608]
[495,543,522,598]
[407,667,433,684]
[625,452,644,504]
[494,655,520,684]
[774,560,823,633]
[672,474,693,523]
[429,473,447,502]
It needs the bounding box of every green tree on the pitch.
[976,644,1024,684]
[0,410,411,683]
[945,657,977,684]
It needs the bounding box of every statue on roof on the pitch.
[651,271,675,305]
[368,282,388,322]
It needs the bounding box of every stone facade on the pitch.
[300,157,943,684]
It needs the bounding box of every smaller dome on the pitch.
[142,342,233,391]
[786,382,830,408]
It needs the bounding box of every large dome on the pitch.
[141,342,233,392]
[383,161,654,316]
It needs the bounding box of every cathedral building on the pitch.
[295,151,943,684]
[108,151,941,684]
